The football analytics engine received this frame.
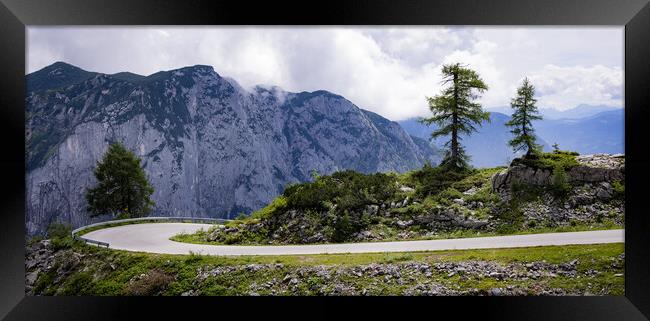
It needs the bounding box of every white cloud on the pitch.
[529,64,623,110]
[27,26,623,120]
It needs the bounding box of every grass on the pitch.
[511,150,580,170]
[32,241,624,296]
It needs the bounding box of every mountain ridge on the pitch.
[26,62,441,235]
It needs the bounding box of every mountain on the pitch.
[399,112,550,168]
[25,62,441,235]
[534,109,624,154]
[399,109,624,168]
[487,104,621,120]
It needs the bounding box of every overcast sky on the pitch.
[27,26,623,121]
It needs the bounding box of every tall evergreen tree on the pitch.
[86,142,155,219]
[505,78,543,158]
[420,63,489,170]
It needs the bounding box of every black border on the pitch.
[1,0,649,320]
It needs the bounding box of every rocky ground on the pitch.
[25,238,624,296]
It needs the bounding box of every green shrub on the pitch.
[410,164,471,198]
[47,222,71,239]
[283,170,398,213]
[332,211,355,242]
[47,222,75,250]
[61,271,94,295]
[436,187,463,202]
[612,180,625,198]
[551,165,571,196]
[250,196,288,220]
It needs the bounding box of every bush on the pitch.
[436,187,463,202]
[612,180,625,198]
[551,165,571,196]
[250,196,288,220]
[47,222,71,239]
[47,222,75,250]
[331,211,355,242]
[283,170,398,213]
[124,269,174,296]
[410,164,470,198]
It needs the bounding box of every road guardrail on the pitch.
[71,216,231,247]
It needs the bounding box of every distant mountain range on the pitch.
[26,62,440,235]
[487,104,622,120]
[399,108,624,168]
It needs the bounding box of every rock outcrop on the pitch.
[26,62,440,236]
[491,154,624,196]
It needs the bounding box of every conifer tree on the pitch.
[505,78,543,158]
[86,142,155,218]
[420,63,490,170]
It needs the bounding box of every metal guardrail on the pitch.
[71,216,231,247]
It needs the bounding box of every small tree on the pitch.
[506,78,543,158]
[420,63,490,170]
[552,142,560,152]
[86,142,155,219]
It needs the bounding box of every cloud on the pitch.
[27,26,623,120]
[529,64,623,110]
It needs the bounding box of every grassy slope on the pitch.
[33,240,624,296]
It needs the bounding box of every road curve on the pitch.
[82,223,624,256]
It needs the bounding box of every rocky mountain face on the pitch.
[26,62,440,236]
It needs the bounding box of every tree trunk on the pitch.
[451,70,459,166]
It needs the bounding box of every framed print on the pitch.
[1,0,649,320]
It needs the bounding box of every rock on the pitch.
[396,220,413,228]
[595,183,614,201]
[399,186,415,193]
[491,154,625,196]
[463,186,479,196]
[488,288,503,296]
[452,198,465,206]
[26,271,39,286]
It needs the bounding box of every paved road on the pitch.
[82,223,624,256]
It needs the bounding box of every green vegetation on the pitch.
[47,222,75,251]
[171,222,621,246]
[612,180,625,199]
[419,63,490,170]
[173,152,623,246]
[86,142,155,219]
[510,150,580,170]
[506,78,543,157]
[31,241,624,296]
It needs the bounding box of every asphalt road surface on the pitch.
[81,223,624,256]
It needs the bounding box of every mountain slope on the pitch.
[533,110,624,154]
[25,62,440,235]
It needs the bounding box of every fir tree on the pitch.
[86,142,155,218]
[505,78,543,158]
[420,63,490,170]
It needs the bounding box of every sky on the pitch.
[27,27,623,121]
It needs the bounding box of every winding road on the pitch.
[80,223,625,256]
